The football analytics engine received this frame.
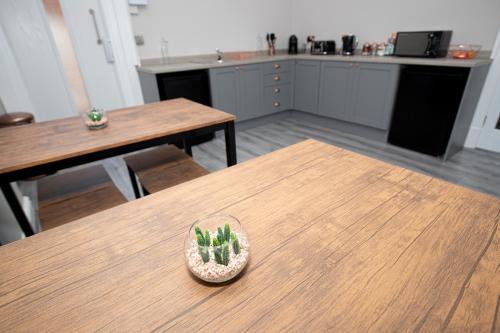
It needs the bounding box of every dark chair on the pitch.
[124,145,209,198]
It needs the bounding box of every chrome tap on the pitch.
[216,48,224,63]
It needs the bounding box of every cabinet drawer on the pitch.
[264,84,291,112]
[264,72,291,86]
[263,61,291,74]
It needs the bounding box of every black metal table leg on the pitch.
[224,121,237,167]
[183,138,193,157]
[1,183,34,237]
[127,166,141,199]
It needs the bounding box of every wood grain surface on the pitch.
[0,98,234,175]
[0,140,498,332]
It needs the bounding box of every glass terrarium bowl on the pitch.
[84,108,108,130]
[185,214,250,283]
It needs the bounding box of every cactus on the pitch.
[204,230,211,246]
[196,224,242,265]
[222,241,230,266]
[198,246,210,263]
[213,238,223,264]
[230,232,240,254]
[217,227,224,244]
[196,234,205,246]
[224,223,231,242]
[195,226,204,242]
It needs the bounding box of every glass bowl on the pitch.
[84,108,108,130]
[448,44,481,59]
[185,214,250,283]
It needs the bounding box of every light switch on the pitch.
[135,35,144,46]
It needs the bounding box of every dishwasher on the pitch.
[156,69,214,145]
[388,65,469,157]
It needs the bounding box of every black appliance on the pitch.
[311,41,336,55]
[288,35,298,54]
[388,65,469,157]
[394,31,452,58]
[156,69,214,145]
[341,35,357,55]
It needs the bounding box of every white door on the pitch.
[476,32,500,153]
[59,0,143,110]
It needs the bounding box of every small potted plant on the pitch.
[84,107,108,130]
[185,214,250,283]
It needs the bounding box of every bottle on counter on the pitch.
[376,43,386,56]
[362,43,372,56]
[161,38,169,64]
[384,32,397,56]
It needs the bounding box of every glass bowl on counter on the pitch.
[185,214,250,283]
[84,108,108,130]
[448,44,481,59]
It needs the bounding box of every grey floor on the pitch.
[101,116,500,200]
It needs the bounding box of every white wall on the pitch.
[0,0,77,122]
[130,0,292,59]
[291,0,500,50]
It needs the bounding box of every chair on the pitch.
[37,164,128,230]
[124,145,209,198]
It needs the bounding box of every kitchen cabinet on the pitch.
[263,60,293,114]
[238,65,264,121]
[294,60,321,113]
[318,62,352,121]
[351,63,399,130]
[209,67,239,117]
[210,64,263,122]
[318,62,399,130]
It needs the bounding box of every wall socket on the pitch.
[134,35,144,46]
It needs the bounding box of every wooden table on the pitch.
[0,140,498,332]
[0,98,236,237]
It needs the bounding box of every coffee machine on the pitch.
[342,34,358,55]
[288,35,298,54]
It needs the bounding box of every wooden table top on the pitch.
[0,140,498,332]
[0,98,235,175]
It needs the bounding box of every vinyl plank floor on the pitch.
[191,117,500,198]
[59,117,499,200]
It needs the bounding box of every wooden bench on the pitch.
[124,145,209,198]
[37,164,127,231]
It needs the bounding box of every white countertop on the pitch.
[137,53,492,74]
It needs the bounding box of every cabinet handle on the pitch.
[273,102,281,108]
[274,88,281,93]
[274,64,281,69]
[274,75,280,81]
[235,66,240,70]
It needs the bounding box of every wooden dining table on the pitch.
[0,98,236,237]
[0,139,498,332]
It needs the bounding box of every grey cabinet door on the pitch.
[238,64,264,120]
[318,62,352,121]
[209,67,239,118]
[294,60,321,113]
[351,63,399,130]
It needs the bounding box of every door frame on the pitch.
[465,29,500,151]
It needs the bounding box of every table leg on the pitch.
[1,183,35,237]
[127,166,141,200]
[183,138,193,157]
[224,121,237,167]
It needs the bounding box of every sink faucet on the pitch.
[216,48,224,63]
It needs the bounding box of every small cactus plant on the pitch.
[222,241,230,266]
[231,232,240,254]
[194,223,242,266]
[195,226,210,263]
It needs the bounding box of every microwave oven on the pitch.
[394,31,452,58]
